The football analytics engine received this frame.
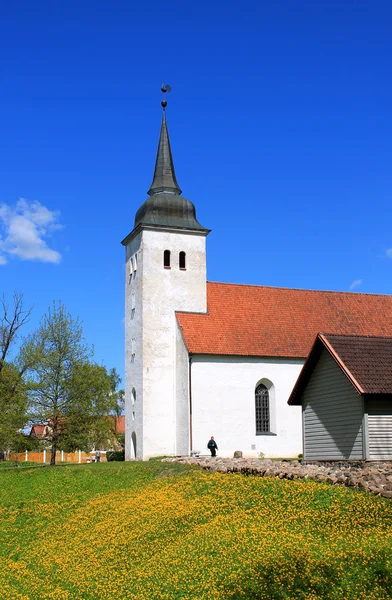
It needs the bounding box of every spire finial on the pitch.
[161,83,171,110]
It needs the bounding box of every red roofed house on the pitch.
[121,104,392,460]
[30,424,50,440]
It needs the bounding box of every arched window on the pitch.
[255,383,270,434]
[179,251,186,270]
[131,432,137,460]
[164,250,171,269]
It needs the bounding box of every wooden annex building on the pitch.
[289,334,392,461]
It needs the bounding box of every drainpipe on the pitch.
[189,354,193,454]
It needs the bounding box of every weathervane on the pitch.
[161,84,171,109]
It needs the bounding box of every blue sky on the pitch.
[1,0,391,382]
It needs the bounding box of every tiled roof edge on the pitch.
[206,280,392,298]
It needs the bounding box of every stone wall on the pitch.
[164,456,392,498]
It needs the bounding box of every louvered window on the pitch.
[255,384,270,434]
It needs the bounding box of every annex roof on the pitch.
[288,333,392,405]
[176,282,392,359]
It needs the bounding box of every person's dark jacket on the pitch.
[207,439,218,450]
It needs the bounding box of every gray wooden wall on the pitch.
[302,348,364,460]
[366,395,392,460]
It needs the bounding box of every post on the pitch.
[43,449,46,463]
[78,450,81,464]
[25,450,28,462]
[61,450,64,462]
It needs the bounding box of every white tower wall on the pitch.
[125,226,207,460]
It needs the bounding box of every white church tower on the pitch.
[122,90,210,459]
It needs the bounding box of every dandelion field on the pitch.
[0,462,391,599]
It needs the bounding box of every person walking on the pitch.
[207,436,218,457]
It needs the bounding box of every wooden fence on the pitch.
[8,450,107,464]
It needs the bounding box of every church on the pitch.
[122,101,392,461]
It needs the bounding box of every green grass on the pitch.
[0,461,391,599]
[0,460,47,469]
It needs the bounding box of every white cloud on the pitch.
[386,249,392,259]
[349,279,363,290]
[0,199,62,265]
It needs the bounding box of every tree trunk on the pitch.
[50,442,57,465]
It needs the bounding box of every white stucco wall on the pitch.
[124,232,143,460]
[175,322,190,455]
[125,225,208,460]
[190,355,304,458]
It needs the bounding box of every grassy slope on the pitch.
[0,461,391,600]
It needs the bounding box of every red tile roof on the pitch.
[113,416,125,435]
[289,333,392,404]
[176,282,392,358]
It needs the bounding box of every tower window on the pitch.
[179,251,186,270]
[255,383,270,434]
[164,250,171,269]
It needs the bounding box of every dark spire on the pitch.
[121,86,210,245]
[147,110,182,196]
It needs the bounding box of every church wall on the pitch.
[139,228,207,459]
[190,355,303,458]
[175,321,190,455]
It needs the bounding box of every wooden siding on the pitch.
[302,348,363,460]
[367,395,392,460]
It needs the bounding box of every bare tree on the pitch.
[0,293,32,456]
[0,292,33,374]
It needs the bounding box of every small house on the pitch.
[288,334,392,461]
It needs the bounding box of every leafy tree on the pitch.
[23,302,120,464]
[60,361,120,453]
[9,430,43,453]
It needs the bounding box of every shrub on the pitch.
[106,450,125,462]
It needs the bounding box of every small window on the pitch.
[164,250,171,269]
[179,251,186,270]
[130,258,134,276]
[255,384,270,434]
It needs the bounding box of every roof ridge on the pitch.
[207,280,391,298]
[176,310,210,316]
[324,332,392,341]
